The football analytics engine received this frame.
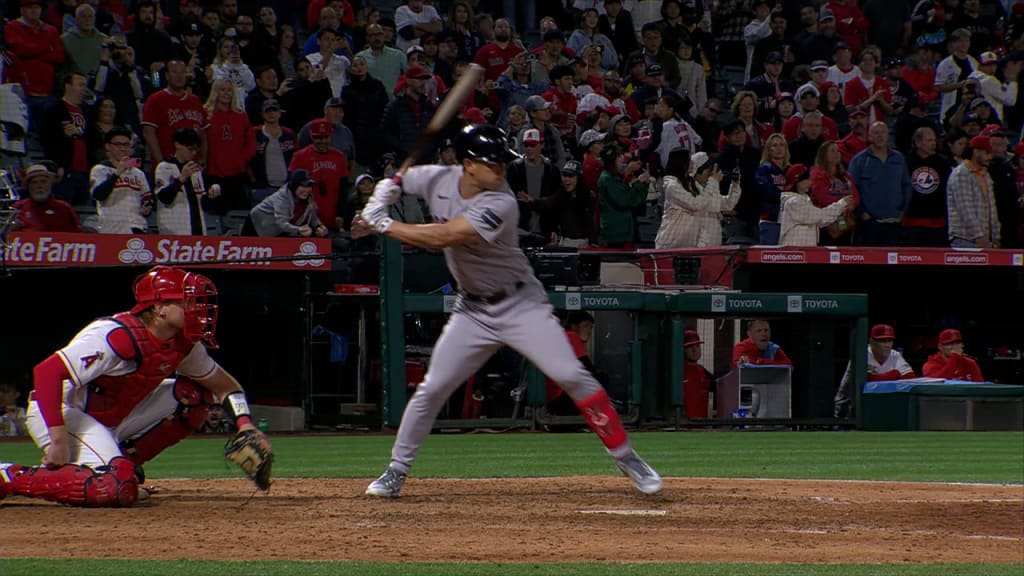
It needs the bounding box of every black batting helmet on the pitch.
[455,124,520,164]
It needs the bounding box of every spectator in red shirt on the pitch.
[141,60,207,166]
[682,330,714,419]
[41,72,91,206]
[837,109,868,165]
[546,312,597,416]
[541,65,578,137]
[289,118,350,231]
[6,0,65,130]
[922,329,985,382]
[12,164,81,233]
[825,0,869,56]
[472,17,524,82]
[731,319,793,368]
[843,46,893,125]
[202,78,256,214]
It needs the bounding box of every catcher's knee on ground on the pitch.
[2,456,139,507]
[121,376,212,466]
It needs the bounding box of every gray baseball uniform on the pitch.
[386,166,625,473]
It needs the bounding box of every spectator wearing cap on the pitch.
[437,138,457,166]
[675,329,712,419]
[986,127,1020,249]
[598,0,639,60]
[250,99,297,207]
[245,66,285,126]
[142,60,207,167]
[342,55,388,169]
[12,164,81,233]
[935,29,979,121]
[808,60,830,93]
[824,0,869,56]
[519,95,568,167]
[752,12,795,82]
[472,17,525,83]
[779,162,851,246]
[508,127,562,234]
[202,78,256,215]
[901,125,952,246]
[154,127,216,235]
[250,168,329,238]
[356,24,408,100]
[305,28,351,98]
[844,46,894,126]
[60,3,109,78]
[397,0,444,54]
[743,51,795,123]
[968,52,1020,123]
[544,159,598,247]
[848,121,911,245]
[883,57,915,115]
[289,118,350,231]
[947,135,1000,248]
[298,97,356,173]
[630,64,684,120]
[626,23,681,91]
[40,73,90,206]
[835,324,916,418]
[90,126,152,234]
[837,109,868,165]
[541,65,579,137]
[7,0,65,133]
[743,0,774,83]
[579,129,606,196]
[783,84,840,143]
[798,8,843,67]
[380,64,439,164]
[826,42,858,95]
[598,142,650,248]
[923,329,984,382]
[569,9,619,72]
[172,23,209,89]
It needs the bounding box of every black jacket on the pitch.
[342,74,390,166]
[506,158,563,233]
[41,99,86,174]
[380,92,438,164]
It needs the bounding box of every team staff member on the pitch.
[732,319,793,368]
[354,125,662,497]
[0,266,269,506]
[923,329,984,382]
[834,324,916,418]
[546,312,596,416]
[682,330,713,419]
[289,118,350,231]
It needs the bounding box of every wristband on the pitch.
[223,391,252,426]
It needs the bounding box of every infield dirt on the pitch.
[3,478,1022,563]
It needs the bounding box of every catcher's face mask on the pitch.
[132,266,220,348]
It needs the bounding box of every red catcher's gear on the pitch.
[131,265,219,348]
[2,456,139,507]
[120,377,212,466]
[86,312,193,427]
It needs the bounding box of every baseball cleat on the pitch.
[616,451,663,495]
[365,467,406,498]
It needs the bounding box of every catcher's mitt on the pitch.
[224,429,273,491]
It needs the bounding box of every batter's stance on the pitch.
[355,124,662,497]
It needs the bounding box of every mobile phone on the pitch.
[128,158,140,169]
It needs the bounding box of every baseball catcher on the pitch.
[0,266,272,506]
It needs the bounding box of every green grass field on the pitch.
[2,431,1022,576]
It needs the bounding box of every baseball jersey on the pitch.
[56,319,216,412]
[402,165,542,296]
[655,118,702,171]
[839,347,915,390]
[141,89,207,160]
[154,160,207,235]
[90,163,151,234]
[289,145,349,227]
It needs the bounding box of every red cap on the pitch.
[980,124,1007,137]
[311,118,333,137]
[870,324,895,340]
[683,329,703,347]
[968,135,992,153]
[462,107,486,124]
[939,328,963,346]
[784,163,809,191]
[405,64,432,79]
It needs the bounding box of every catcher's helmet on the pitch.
[131,266,220,348]
[455,124,520,164]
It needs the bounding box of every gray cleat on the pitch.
[365,467,407,498]
[616,451,663,495]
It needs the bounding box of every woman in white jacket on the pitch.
[656,150,741,248]
[778,164,850,246]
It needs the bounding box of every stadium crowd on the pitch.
[1,0,1022,249]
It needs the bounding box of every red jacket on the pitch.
[684,362,712,418]
[809,166,861,209]
[922,352,984,382]
[13,198,81,232]
[5,18,65,96]
[204,108,256,178]
[838,133,867,165]
[901,66,938,104]
[843,75,892,123]
[541,87,578,134]
[731,338,793,368]
[825,0,869,55]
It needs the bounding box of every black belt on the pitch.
[461,281,525,305]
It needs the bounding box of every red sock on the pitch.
[575,389,630,456]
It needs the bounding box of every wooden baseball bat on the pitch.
[395,62,485,179]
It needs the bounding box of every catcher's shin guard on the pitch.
[576,389,631,457]
[121,376,212,466]
[2,456,139,507]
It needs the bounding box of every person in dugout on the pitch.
[833,323,917,418]
[546,312,598,416]
[0,266,268,506]
[922,328,985,382]
[731,319,793,368]
[682,329,714,420]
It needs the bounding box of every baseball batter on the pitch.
[355,124,662,497]
[0,266,270,506]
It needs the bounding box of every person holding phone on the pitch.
[90,126,153,234]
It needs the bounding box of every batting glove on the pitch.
[361,197,394,233]
[372,178,403,206]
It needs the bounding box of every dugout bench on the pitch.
[376,238,872,430]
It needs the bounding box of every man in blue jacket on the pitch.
[848,122,912,246]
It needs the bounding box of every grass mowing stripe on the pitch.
[1,561,1022,576]
[1,432,1020,483]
